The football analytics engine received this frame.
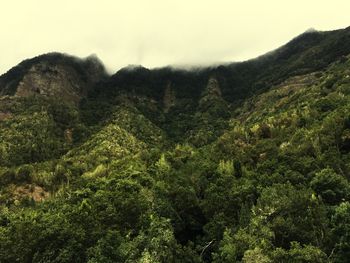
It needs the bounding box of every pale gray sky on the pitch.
[0,0,349,74]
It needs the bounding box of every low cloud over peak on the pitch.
[0,0,349,74]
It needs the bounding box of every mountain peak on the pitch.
[0,52,106,104]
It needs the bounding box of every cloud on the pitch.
[0,0,349,74]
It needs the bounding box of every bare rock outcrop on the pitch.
[163,81,176,113]
[0,53,106,104]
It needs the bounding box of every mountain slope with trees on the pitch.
[0,27,350,262]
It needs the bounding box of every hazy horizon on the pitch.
[1,0,349,75]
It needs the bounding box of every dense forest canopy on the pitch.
[0,27,350,262]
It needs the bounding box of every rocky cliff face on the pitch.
[205,77,222,97]
[163,81,176,113]
[0,53,106,104]
[14,61,88,104]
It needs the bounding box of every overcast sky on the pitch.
[0,0,349,74]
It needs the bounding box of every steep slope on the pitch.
[84,27,350,145]
[0,52,106,104]
[0,53,107,167]
[209,54,350,262]
[0,27,350,262]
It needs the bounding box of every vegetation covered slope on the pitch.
[0,27,350,262]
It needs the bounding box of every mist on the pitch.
[0,0,349,75]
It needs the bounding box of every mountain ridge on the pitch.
[1,26,350,262]
[2,26,350,104]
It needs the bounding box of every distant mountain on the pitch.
[0,27,350,262]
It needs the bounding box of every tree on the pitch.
[310,168,349,205]
[331,202,350,262]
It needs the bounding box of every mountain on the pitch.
[0,27,350,262]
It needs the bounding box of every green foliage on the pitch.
[0,110,62,166]
[242,247,272,263]
[1,28,350,262]
[310,168,349,205]
[87,230,127,263]
[217,160,234,177]
[271,242,328,263]
[331,202,350,262]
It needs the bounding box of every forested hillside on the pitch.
[0,27,350,262]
